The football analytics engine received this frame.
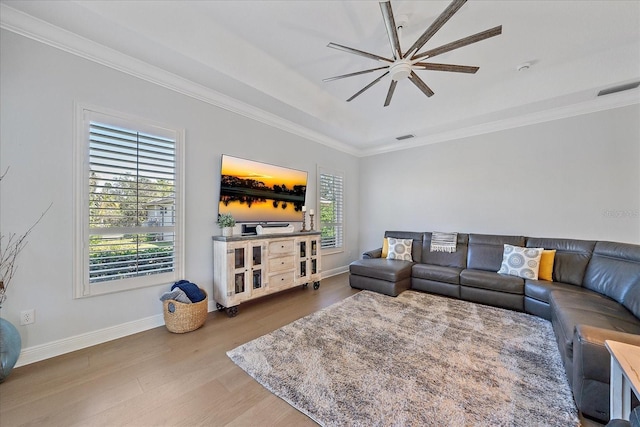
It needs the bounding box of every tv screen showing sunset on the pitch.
[218,155,308,223]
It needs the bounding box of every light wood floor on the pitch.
[0,273,359,427]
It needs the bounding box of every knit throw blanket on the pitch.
[430,231,458,253]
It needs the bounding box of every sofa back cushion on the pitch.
[583,241,640,318]
[421,232,469,268]
[384,231,423,262]
[525,237,596,286]
[467,234,526,272]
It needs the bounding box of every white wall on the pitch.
[0,30,359,362]
[358,104,640,254]
[2,27,639,366]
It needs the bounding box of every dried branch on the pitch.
[0,168,52,306]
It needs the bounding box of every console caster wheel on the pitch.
[216,303,225,312]
[302,283,308,288]
[313,281,320,290]
[226,306,239,318]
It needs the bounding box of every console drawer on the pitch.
[269,271,295,288]
[268,239,295,255]
[269,255,295,272]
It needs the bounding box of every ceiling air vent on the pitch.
[396,134,415,141]
[597,81,640,97]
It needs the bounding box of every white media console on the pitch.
[212,231,322,317]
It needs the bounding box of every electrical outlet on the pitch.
[20,309,35,325]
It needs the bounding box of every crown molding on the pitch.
[2,4,637,159]
[0,4,359,157]
[360,89,640,157]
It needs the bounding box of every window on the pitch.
[318,168,344,250]
[74,106,184,297]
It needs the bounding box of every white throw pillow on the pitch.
[386,238,413,261]
[497,244,543,280]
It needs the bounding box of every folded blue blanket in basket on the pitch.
[171,280,206,303]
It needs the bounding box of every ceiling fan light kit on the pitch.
[325,0,502,107]
[390,60,412,81]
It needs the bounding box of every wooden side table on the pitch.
[606,340,640,420]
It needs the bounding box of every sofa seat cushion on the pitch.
[412,264,462,285]
[459,269,524,294]
[550,290,640,360]
[349,258,414,282]
[524,280,588,304]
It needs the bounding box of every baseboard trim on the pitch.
[16,313,166,367]
[16,265,351,367]
[322,265,349,279]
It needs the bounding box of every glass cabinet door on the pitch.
[300,260,307,278]
[234,272,245,294]
[251,243,264,290]
[234,247,245,269]
[252,270,262,289]
[252,245,262,266]
[226,243,249,297]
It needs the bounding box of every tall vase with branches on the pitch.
[0,167,51,382]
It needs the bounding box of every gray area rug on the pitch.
[227,290,579,426]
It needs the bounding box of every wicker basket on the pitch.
[162,289,208,333]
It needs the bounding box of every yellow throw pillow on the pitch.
[538,249,556,281]
[381,238,389,258]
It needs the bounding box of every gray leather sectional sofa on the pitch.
[349,231,640,423]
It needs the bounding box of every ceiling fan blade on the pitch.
[327,42,393,63]
[404,0,467,59]
[347,71,390,102]
[414,62,479,73]
[323,66,390,82]
[380,1,402,60]
[413,26,502,60]
[384,80,398,107]
[408,71,435,97]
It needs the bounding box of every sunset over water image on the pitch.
[218,155,307,222]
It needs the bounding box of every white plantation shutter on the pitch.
[75,106,183,297]
[89,122,176,283]
[319,169,344,249]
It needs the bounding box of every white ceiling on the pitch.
[2,0,639,156]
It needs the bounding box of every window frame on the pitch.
[317,166,344,254]
[73,103,185,298]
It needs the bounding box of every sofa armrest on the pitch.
[572,324,640,420]
[363,248,383,259]
[577,324,640,347]
[574,324,640,383]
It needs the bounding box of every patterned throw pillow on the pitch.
[497,244,543,280]
[386,238,413,261]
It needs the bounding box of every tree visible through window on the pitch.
[89,122,176,282]
[319,169,344,250]
[75,107,183,297]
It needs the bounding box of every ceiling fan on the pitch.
[324,0,502,107]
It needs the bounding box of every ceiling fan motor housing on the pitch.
[391,60,412,81]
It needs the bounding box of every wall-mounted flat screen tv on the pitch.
[218,155,308,223]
